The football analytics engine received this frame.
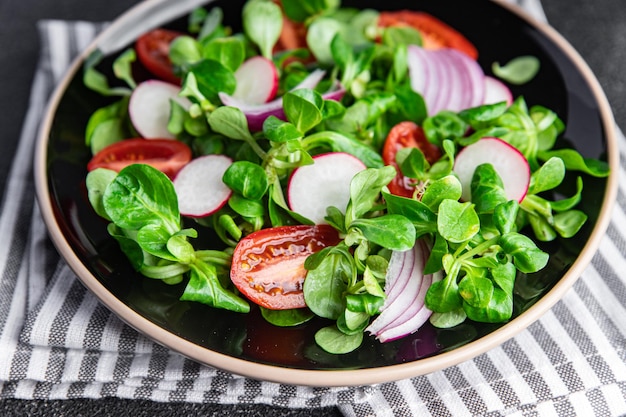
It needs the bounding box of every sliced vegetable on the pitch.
[378,11,478,59]
[173,154,233,217]
[288,152,366,224]
[129,80,191,139]
[219,69,324,131]
[135,28,183,84]
[87,138,192,179]
[230,225,342,310]
[407,45,485,115]
[382,121,441,198]
[219,69,345,131]
[366,240,437,342]
[453,137,530,202]
[232,56,279,104]
[483,76,513,106]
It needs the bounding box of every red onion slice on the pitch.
[407,45,485,116]
[366,240,438,342]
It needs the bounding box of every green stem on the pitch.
[456,236,500,262]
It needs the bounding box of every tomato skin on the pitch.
[231,225,341,310]
[135,29,183,84]
[87,138,192,179]
[378,11,478,60]
[382,122,442,198]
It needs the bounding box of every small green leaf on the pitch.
[222,160,268,200]
[314,325,363,354]
[553,210,587,238]
[112,48,137,89]
[260,307,314,326]
[421,175,463,211]
[283,89,324,133]
[382,26,422,48]
[181,261,250,313]
[243,0,283,58]
[208,106,254,140]
[425,275,463,313]
[493,200,519,235]
[169,35,202,69]
[470,163,508,214]
[228,194,265,218]
[202,37,245,72]
[167,232,196,264]
[307,18,344,64]
[499,232,549,273]
[537,148,610,177]
[263,116,303,143]
[429,309,467,328]
[492,55,540,85]
[528,157,565,195]
[350,215,416,251]
[347,166,396,223]
[103,164,180,234]
[437,200,480,243]
[86,168,117,220]
[383,192,438,238]
[458,275,494,308]
[303,252,351,320]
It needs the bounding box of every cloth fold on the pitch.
[1,1,626,416]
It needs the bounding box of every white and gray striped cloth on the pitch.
[1,1,626,415]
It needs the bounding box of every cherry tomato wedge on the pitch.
[231,225,341,310]
[275,16,308,53]
[382,121,442,198]
[135,28,183,84]
[87,138,192,179]
[378,11,478,60]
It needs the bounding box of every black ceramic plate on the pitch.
[35,0,618,386]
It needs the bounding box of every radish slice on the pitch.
[483,76,513,106]
[287,152,366,224]
[232,56,279,104]
[407,45,485,115]
[129,80,191,139]
[366,240,438,343]
[173,154,233,217]
[454,137,530,202]
[219,69,345,131]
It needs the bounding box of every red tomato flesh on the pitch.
[87,138,192,179]
[378,11,478,60]
[383,121,442,198]
[135,28,183,84]
[231,225,341,310]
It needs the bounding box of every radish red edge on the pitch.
[173,154,233,218]
[366,240,437,343]
[454,137,530,202]
[129,79,191,139]
[232,56,279,104]
[287,152,366,224]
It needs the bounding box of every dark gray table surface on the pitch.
[0,0,623,415]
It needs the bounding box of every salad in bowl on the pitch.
[37,0,616,383]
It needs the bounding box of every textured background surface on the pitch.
[0,0,623,415]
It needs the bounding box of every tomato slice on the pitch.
[378,11,478,60]
[135,28,183,84]
[87,138,192,179]
[231,225,341,310]
[382,121,442,198]
[275,15,308,53]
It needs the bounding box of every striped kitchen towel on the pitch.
[1,0,625,416]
